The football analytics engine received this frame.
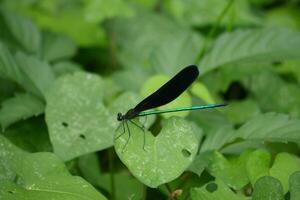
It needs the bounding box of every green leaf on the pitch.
[15,52,55,98]
[12,1,106,47]
[2,117,52,152]
[0,135,107,200]
[115,117,201,188]
[207,151,250,189]
[108,12,201,74]
[190,179,248,200]
[190,82,216,104]
[149,31,203,75]
[52,61,83,77]
[269,153,300,193]
[112,69,150,91]
[41,31,77,62]
[0,42,33,91]
[0,93,44,130]
[78,153,144,200]
[223,113,300,152]
[246,149,271,185]
[266,6,300,30]
[188,151,214,176]
[200,125,235,152]
[199,28,300,74]
[0,44,55,97]
[45,72,115,161]
[163,0,261,27]
[252,176,284,200]
[276,60,300,83]
[223,99,261,125]
[246,70,300,117]
[83,0,134,23]
[140,75,192,118]
[0,9,41,53]
[289,171,300,200]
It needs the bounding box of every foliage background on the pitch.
[0,0,300,199]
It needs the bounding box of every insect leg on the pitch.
[122,121,131,153]
[129,120,146,151]
[115,121,126,140]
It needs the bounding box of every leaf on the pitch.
[222,99,261,125]
[246,150,300,193]
[190,179,248,200]
[269,153,300,193]
[0,93,44,130]
[266,6,300,30]
[199,28,300,74]
[112,69,150,91]
[15,52,56,98]
[200,125,235,152]
[163,0,261,27]
[207,151,250,189]
[190,82,216,104]
[78,153,144,200]
[188,151,214,176]
[45,72,115,161]
[0,135,107,200]
[12,1,106,47]
[289,171,300,200]
[83,0,134,23]
[246,149,271,185]
[252,176,284,200]
[0,44,55,98]
[2,117,52,152]
[149,31,203,75]
[276,60,300,83]
[223,113,300,152]
[0,8,41,53]
[52,61,83,76]
[107,12,201,74]
[115,117,201,188]
[0,42,33,91]
[246,70,300,117]
[188,108,231,135]
[41,31,77,62]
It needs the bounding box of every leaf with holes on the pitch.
[190,179,248,200]
[45,72,115,161]
[114,117,201,188]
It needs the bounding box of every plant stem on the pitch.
[109,148,115,200]
[142,184,147,200]
[165,183,177,200]
[195,0,235,63]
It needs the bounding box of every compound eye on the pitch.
[117,113,123,121]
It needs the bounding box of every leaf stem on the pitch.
[142,184,147,200]
[165,183,178,200]
[108,148,116,200]
[195,0,235,63]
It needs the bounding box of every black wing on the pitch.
[133,65,199,113]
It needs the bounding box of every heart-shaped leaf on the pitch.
[114,117,201,188]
